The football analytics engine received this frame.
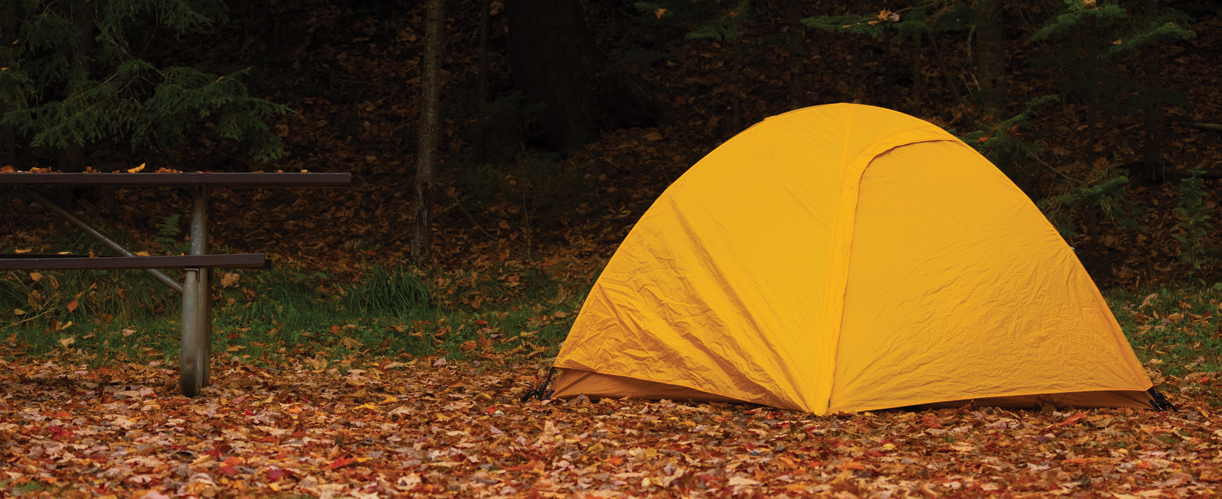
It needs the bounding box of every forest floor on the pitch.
[1,348,1220,498]
[3,2,1222,497]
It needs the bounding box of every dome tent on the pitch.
[550,103,1156,414]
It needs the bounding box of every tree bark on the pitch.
[926,31,961,104]
[911,26,923,112]
[787,0,805,110]
[505,0,603,151]
[412,0,444,262]
[60,0,93,175]
[1140,0,1165,183]
[975,1,1007,119]
[884,21,893,110]
[0,4,17,167]
[475,0,491,161]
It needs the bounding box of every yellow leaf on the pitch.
[221,273,240,288]
[654,8,666,19]
[59,337,75,347]
[1084,0,1097,7]
[29,272,41,282]
[128,163,145,173]
[877,9,892,21]
[14,309,26,315]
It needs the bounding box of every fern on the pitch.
[1173,171,1216,271]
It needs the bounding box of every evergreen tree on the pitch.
[0,0,289,170]
[1029,0,1195,183]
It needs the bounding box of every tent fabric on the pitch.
[552,103,1153,415]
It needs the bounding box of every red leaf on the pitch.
[325,457,356,470]
[1064,411,1087,426]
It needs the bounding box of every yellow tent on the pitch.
[552,103,1155,414]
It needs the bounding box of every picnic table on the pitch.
[0,172,351,396]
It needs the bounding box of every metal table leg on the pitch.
[180,268,206,396]
[180,186,212,396]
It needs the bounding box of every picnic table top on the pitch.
[0,172,350,188]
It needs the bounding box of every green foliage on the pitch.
[805,7,931,42]
[459,154,595,254]
[1027,0,1195,114]
[1029,3,1128,42]
[1038,176,1138,239]
[1172,171,1216,271]
[1107,17,1196,57]
[959,95,1060,169]
[928,1,994,32]
[634,1,750,41]
[0,0,288,163]
[153,214,184,255]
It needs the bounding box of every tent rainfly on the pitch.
[550,103,1158,415]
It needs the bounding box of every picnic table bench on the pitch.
[0,172,351,396]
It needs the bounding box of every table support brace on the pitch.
[24,189,184,294]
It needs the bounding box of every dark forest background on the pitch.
[2,0,1221,289]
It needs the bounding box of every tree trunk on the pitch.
[0,5,17,167]
[505,0,603,151]
[475,0,491,161]
[1141,0,1165,183]
[911,27,923,112]
[412,0,444,262]
[926,30,961,104]
[975,1,1007,119]
[883,21,893,109]
[61,0,93,175]
[787,0,805,110]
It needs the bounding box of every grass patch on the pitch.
[0,260,590,368]
[1106,285,1222,378]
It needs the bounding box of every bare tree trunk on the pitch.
[911,27,923,112]
[1141,0,1165,183]
[883,21,893,109]
[0,6,17,167]
[975,1,1007,118]
[787,0,805,110]
[412,0,444,262]
[732,48,743,132]
[505,0,603,151]
[475,0,491,160]
[61,0,93,175]
[926,31,961,104]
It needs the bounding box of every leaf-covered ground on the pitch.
[2,351,1220,498]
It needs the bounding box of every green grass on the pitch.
[1106,285,1222,377]
[0,260,588,368]
[7,241,1221,386]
